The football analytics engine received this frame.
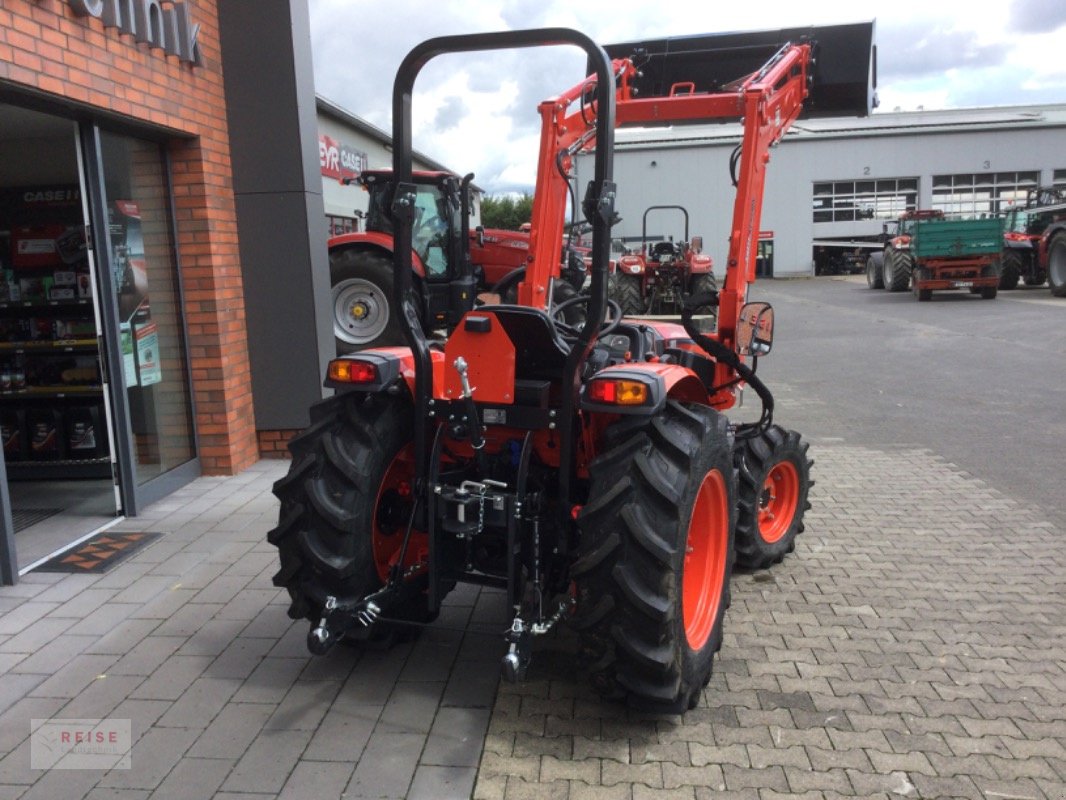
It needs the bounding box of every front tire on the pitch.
[330,249,404,353]
[1048,232,1066,297]
[268,393,428,640]
[572,403,736,712]
[733,426,812,569]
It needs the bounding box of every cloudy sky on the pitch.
[309,0,1066,194]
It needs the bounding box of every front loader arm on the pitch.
[522,40,813,409]
[717,43,811,354]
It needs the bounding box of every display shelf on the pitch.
[0,298,93,311]
[0,339,97,353]
[5,457,112,480]
[0,386,103,399]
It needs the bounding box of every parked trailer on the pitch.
[875,211,1003,301]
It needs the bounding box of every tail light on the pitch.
[587,378,649,406]
[328,359,378,384]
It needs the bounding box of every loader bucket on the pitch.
[601,21,877,119]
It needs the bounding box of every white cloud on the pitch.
[308,0,1065,193]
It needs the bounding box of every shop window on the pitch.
[811,177,917,223]
[98,132,194,485]
[931,171,1039,218]
[327,215,358,236]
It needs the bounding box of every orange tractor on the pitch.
[268,25,874,710]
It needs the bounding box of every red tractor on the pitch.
[328,170,586,351]
[268,24,873,711]
[1000,187,1066,294]
[609,205,718,320]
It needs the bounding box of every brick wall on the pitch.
[0,0,258,475]
[257,429,298,459]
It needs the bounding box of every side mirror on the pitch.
[736,302,774,357]
[476,224,485,248]
[689,235,703,254]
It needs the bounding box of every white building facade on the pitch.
[576,105,1066,277]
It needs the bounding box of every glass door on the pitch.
[0,104,122,576]
[81,127,197,514]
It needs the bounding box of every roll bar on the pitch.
[389,28,617,495]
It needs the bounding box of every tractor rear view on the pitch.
[268,24,874,711]
[609,205,717,320]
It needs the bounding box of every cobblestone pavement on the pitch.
[477,442,1066,800]
[0,440,1063,799]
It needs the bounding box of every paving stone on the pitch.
[301,704,380,762]
[97,726,199,790]
[407,765,478,800]
[278,760,355,800]
[150,755,234,800]
[346,731,424,799]
[421,706,491,768]
[187,702,274,760]
[221,728,313,795]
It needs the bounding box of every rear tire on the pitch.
[999,250,1022,289]
[330,249,405,353]
[572,402,736,712]
[884,249,912,292]
[689,273,719,331]
[980,259,1000,299]
[607,272,645,316]
[1024,269,1046,287]
[733,426,812,569]
[1048,232,1066,297]
[866,253,884,289]
[268,392,429,641]
[912,267,932,301]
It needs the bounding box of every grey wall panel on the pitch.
[221,0,332,432]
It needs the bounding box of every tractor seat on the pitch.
[488,305,572,381]
[652,241,677,260]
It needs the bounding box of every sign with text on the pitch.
[319,135,366,182]
[31,718,132,770]
[62,0,202,66]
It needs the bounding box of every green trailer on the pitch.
[877,211,1004,301]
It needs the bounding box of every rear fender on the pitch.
[325,346,443,398]
[687,253,714,275]
[617,254,646,276]
[330,233,429,278]
[580,362,706,416]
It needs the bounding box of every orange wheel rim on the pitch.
[757,461,799,544]
[682,468,730,650]
[372,445,424,582]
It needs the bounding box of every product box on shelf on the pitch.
[27,406,62,461]
[0,408,26,461]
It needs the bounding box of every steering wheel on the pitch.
[550,294,622,338]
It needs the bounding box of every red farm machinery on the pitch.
[268,25,875,711]
[328,171,587,352]
[1000,187,1066,295]
[609,205,717,318]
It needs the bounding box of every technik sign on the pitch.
[65,0,202,66]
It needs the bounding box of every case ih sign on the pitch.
[65,0,202,66]
[319,135,366,182]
